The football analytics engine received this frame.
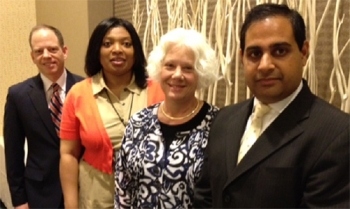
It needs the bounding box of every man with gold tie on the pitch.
[194,3,349,208]
[3,25,83,209]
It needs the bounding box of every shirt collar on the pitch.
[254,81,303,114]
[40,69,67,92]
[92,71,142,95]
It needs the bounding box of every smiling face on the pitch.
[30,28,67,82]
[241,16,309,104]
[160,44,198,103]
[100,26,135,80]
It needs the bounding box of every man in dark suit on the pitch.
[194,3,349,208]
[3,25,83,209]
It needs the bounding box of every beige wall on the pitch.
[88,0,114,35]
[0,0,37,207]
[35,0,89,76]
[0,0,113,135]
[0,0,37,137]
[0,1,112,206]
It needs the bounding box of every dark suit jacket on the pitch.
[4,70,83,208]
[194,81,349,208]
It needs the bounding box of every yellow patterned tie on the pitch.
[237,103,271,164]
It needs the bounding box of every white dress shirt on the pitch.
[242,81,303,142]
[40,69,67,106]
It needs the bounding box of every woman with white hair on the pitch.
[115,28,220,209]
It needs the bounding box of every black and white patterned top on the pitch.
[115,102,219,209]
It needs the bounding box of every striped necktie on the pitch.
[49,83,63,136]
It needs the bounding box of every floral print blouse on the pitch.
[115,102,219,209]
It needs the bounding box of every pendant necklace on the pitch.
[105,89,134,127]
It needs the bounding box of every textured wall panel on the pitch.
[0,0,37,135]
[114,0,350,109]
[0,1,36,207]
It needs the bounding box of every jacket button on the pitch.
[224,195,231,203]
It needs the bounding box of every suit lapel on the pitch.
[224,82,314,189]
[225,100,253,176]
[27,70,79,142]
[66,70,77,92]
[28,74,58,139]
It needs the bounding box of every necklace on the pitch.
[105,89,134,127]
[161,99,200,120]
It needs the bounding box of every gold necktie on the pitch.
[237,103,271,164]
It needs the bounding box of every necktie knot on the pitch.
[253,103,271,119]
[52,83,60,92]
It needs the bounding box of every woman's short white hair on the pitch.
[147,28,219,90]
